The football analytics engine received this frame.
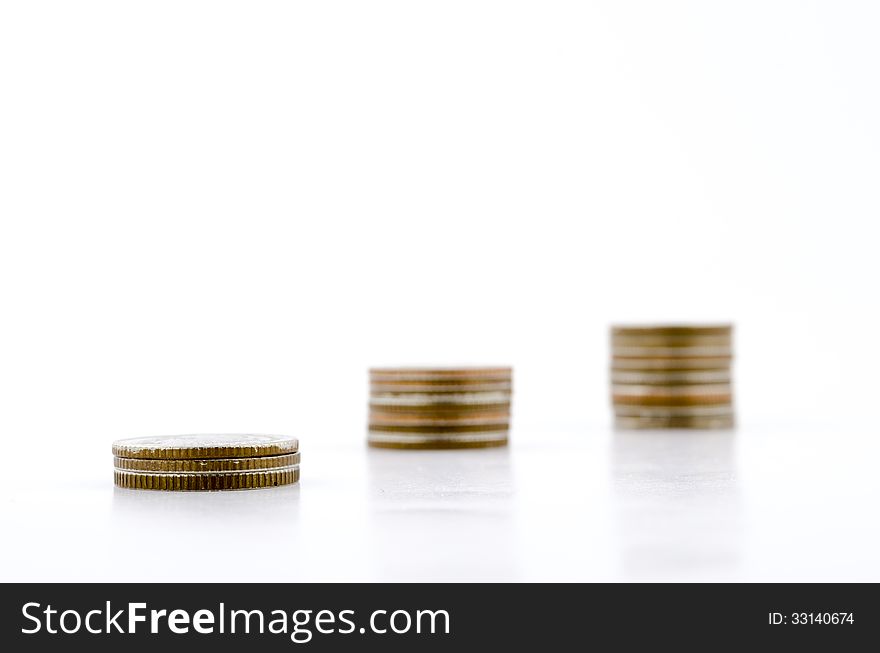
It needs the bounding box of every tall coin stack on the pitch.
[368,367,512,448]
[611,325,735,429]
[113,434,300,490]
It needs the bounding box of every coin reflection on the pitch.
[365,448,517,580]
[610,429,742,578]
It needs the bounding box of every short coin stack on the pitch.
[113,434,300,490]
[611,325,735,429]
[368,367,512,448]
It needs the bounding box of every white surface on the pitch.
[2,424,878,582]
[1,3,880,582]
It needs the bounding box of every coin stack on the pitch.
[611,325,735,429]
[113,434,300,490]
[368,367,512,448]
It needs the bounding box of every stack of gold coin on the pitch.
[368,367,512,448]
[112,434,300,490]
[611,325,735,429]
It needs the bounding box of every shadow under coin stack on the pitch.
[113,434,300,490]
[368,367,512,448]
[611,325,735,429]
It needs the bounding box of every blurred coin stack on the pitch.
[368,367,512,448]
[113,434,300,490]
[611,325,735,429]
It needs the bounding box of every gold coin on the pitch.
[612,383,733,395]
[112,434,299,460]
[610,370,732,385]
[613,404,734,418]
[368,423,509,434]
[368,404,511,417]
[114,467,300,491]
[612,394,733,406]
[369,391,511,407]
[611,384,733,406]
[612,345,733,358]
[611,334,731,348]
[368,411,511,427]
[368,431,508,449]
[611,324,732,337]
[369,367,512,383]
[113,452,300,472]
[614,415,735,430]
[611,356,732,371]
[370,381,513,394]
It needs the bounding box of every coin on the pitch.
[370,381,513,393]
[369,412,510,427]
[610,370,732,385]
[612,384,733,405]
[369,367,512,382]
[611,356,732,370]
[612,383,733,395]
[114,467,300,491]
[369,423,510,434]
[613,404,735,418]
[368,404,512,417]
[113,452,300,472]
[613,394,733,406]
[611,334,732,348]
[369,391,512,407]
[614,415,735,429]
[611,324,732,337]
[112,434,299,460]
[367,431,508,449]
[611,345,733,358]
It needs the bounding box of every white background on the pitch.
[1,1,879,582]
